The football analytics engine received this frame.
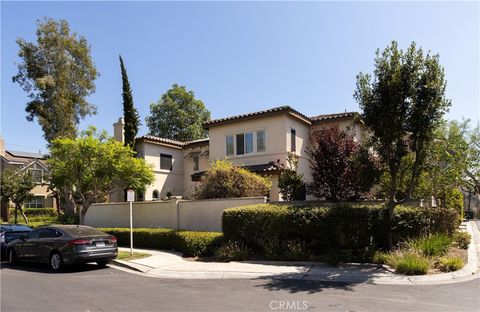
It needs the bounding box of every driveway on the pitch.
[1,262,479,312]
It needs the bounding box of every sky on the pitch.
[1,1,479,153]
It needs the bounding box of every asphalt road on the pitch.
[1,261,479,312]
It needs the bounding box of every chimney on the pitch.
[113,118,125,143]
[0,136,5,157]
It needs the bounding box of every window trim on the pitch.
[225,129,266,157]
[193,155,200,171]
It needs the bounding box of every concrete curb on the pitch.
[109,221,480,285]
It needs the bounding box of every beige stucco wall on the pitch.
[178,197,266,232]
[85,197,266,232]
[137,141,185,199]
[84,201,178,228]
[183,145,209,198]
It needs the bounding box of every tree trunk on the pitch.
[17,204,28,224]
[385,169,399,250]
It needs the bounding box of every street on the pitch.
[1,262,479,312]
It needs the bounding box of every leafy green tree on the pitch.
[48,127,155,224]
[354,41,451,249]
[146,84,211,141]
[194,160,271,199]
[278,153,305,201]
[12,18,98,143]
[119,55,140,147]
[0,168,35,224]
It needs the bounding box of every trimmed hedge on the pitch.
[9,208,56,217]
[222,203,459,255]
[98,228,223,257]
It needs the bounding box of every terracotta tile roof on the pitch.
[203,106,311,129]
[310,111,359,122]
[136,136,209,148]
[190,161,280,182]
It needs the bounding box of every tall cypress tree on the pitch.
[119,55,140,147]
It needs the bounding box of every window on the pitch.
[160,154,173,170]
[152,190,159,201]
[236,134,245,155]
[245,132,253,154]
[226,135,234,156]
[25,196,44,208]
[136,190,144,202]
[193,155,199,171]
[256,130,265,153]
[291,128,296,152]
[27,229,43,239]
[39,228,63,238]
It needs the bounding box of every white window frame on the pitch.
[225,129,266,157]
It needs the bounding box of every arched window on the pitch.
[152,190,159,201]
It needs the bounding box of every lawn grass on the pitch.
[117,251,151,261]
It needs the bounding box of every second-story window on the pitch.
[245,132,254,154]
[256,130,265,153]
[291,128,296,152]
[29,163,44,183]
[226,135,234,156]
[160,153,173,171]
[193,155,199,171]
[236,134,245,155]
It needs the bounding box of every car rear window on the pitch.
[61,226,106,236]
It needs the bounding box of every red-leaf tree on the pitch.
[307,127,379,202]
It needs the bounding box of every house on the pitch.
[110,106,363,202]
[0,137,55,220]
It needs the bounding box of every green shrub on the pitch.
[98,228,223,257]
[9,207,57,218]
[261,238,285,260]
[175,231,223,257]
[394,252,430,275]
[284,240,313,261]
[194,160,271,199]
[215,241,250,262]
[222,202,458,256]
[372,251,390,265]
[452,231,471,249]
[408,234,452,257]
[437,257,464,272]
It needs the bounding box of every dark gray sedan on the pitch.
[6,225,118,271]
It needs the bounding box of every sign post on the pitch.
[127,189,135,256]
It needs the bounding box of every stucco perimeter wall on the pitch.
[84,201,177,228]
[85,197,266,232]
[178,197,267,232]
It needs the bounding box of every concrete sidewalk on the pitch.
[111,221,480,285]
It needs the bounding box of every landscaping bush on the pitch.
[194,160,271,199]
[223,202,459,258]
[394,252,430,275]
[215,241,251,262]
[98,228,223,257]
[437,256,464,272]
[9,207,56,218]
[284,240,313,261]
[452,231,471,250]
[175,231,223,257]
[372,251,390,265]
[408,234,452,257]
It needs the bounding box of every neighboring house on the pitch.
[110,106,363,202]
[0,137,55,220]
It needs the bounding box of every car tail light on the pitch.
[108,236,117,244]
[68,239,92,246]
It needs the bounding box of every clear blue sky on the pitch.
[1,1,479,153]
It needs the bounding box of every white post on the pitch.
[129,200,133,256]
[127,189,135,256]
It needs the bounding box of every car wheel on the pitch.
[96,260,110,267]
[49,252,63,271]
[8,249,17,265]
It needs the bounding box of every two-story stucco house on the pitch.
[111,106,363,202]
[0,137,55,220]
